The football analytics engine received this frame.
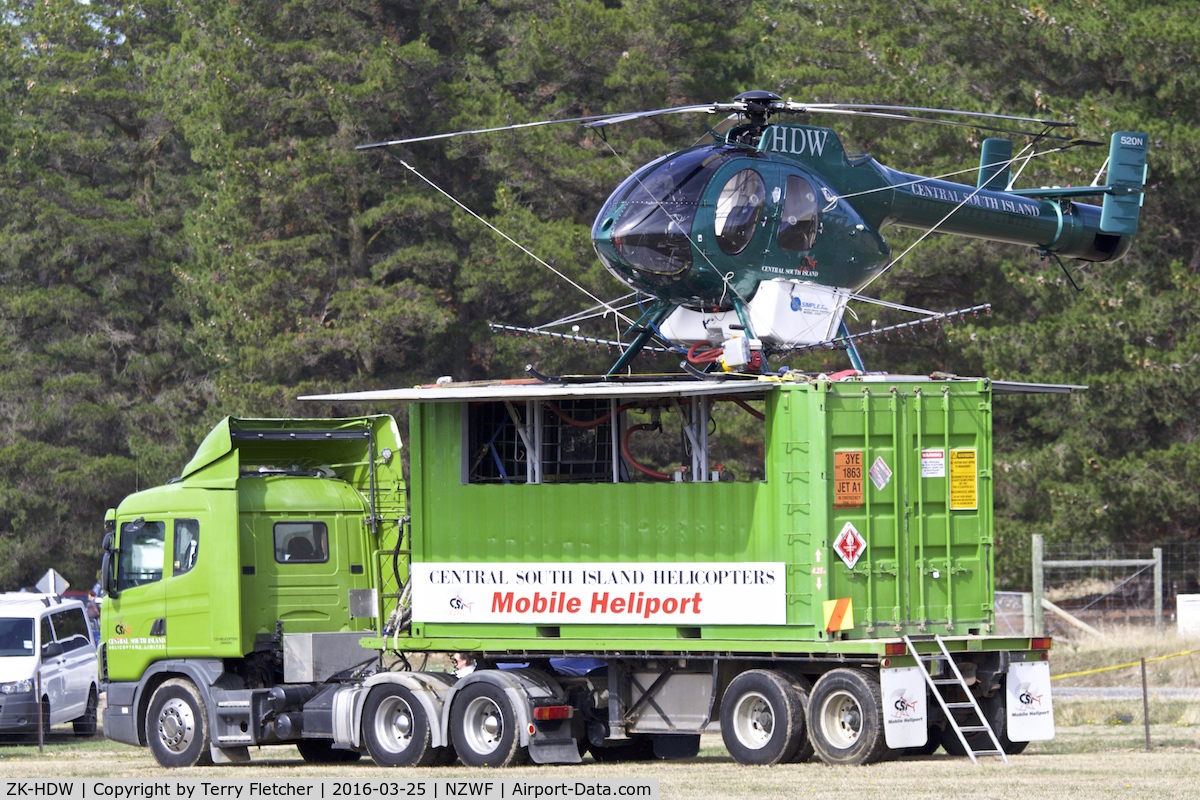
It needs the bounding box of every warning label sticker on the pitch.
[921,449,945,478]
[869,456,892,491]
[833,450,864,508]
[949,448,977,510]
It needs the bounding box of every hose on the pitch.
[621,423,673,481]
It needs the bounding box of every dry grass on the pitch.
[3,634,1198,797]
[1050,625,1200,688]
[1,727,1198,798]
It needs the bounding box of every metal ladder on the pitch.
[903,635,1008,765]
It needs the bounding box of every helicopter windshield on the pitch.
[597,148,737,276]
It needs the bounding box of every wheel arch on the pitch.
[440,668,567,749]
[132,660,227,746]
[354,671,456,750]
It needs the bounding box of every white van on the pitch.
[0,593,100,735]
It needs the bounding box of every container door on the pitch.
[824,385,908,633]
[904,384,992,632]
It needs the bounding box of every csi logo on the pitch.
[449,595,473,612]
[889,688,919,717]
[1016,682,1043,708]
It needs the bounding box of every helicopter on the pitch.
[360,90,1149,376]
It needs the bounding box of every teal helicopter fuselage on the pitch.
[590,123,1145,313]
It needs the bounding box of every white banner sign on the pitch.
[881,666,928,748]
[1006,661,1055,742]
[411,562,787,625]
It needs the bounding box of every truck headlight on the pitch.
[0,679,33,694]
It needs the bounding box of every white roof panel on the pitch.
[300,379,775,403]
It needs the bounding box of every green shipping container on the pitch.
[398,376,994,652]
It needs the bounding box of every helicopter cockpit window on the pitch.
[777,175,818,252]
[600,148,736,277]
[715,169,766,255]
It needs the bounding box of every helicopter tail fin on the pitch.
[977,138,1013,191]
[1099,131,1148,236]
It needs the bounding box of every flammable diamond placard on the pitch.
[833,522,867,569]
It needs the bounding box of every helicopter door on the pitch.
[690,161,776,305]
[775,174,820,254]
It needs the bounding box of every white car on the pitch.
[0,593,100,735]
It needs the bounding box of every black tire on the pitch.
[938,691,1026,757]
[296,739,363,763]
[73,687,98,736]
[450,682,526,767]
[719,670,805,766]
[981,683,1028,755]
[588,736,655,762]
[807,669,888,766]
[362,684,437,767]
[910,725,943,756]
[784,678,815,763]
[147,678,213,768]
[432,740,459,766]
[939,723,969,756]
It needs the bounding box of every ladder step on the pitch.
[973,749,1003,756]
[959,726,989,733]
[933,678,961,685]
[945,702,976,709]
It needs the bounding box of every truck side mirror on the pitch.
[101,550,119,599]
[41,641,64,659]
[101,532,113,552]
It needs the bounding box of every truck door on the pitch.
[106,519,168,682]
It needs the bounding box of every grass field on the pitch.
[2,633,1197,797]
[1,710,1196,798]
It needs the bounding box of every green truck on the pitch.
[100,375,1055,768]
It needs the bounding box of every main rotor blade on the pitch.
[582,103,740,129]
[784,106,1100,144]
[357,112,633,150]
[787,103,1074,128]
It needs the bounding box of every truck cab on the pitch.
[100,415,404,766]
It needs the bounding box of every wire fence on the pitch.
[1040,542,1200,630]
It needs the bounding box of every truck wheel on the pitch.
[296,740,363,763]
[451,682,526,767]
[981,684,1027,755]
[147,679,213,768]
[807,669,887,765]
[784,677,815,763]
[73,687,98,736]
[362,685,437,767]
[719,670,805,765]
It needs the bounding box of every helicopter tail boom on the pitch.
[881,131,1147,264]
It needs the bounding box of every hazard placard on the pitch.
[949,448,977,510]
[833,450,864,508]
[833,521,867,569]
[823,598,854,632]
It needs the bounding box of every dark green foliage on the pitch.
[1,0,1198,591]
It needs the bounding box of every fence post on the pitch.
[1022,592,1034,636]
[1153,547,1163,630]
[1032,534,1044,637]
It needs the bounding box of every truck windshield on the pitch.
[117,520,166,591]
[0,618,34,657]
